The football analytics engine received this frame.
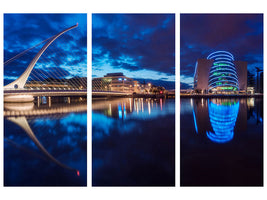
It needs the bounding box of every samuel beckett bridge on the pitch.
[4,24,87,102]
[4,24,87,178]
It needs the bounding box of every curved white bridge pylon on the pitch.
[4,24,78,90]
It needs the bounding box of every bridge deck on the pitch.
[4,89,87,97]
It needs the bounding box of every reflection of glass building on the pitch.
[207,99,239,143]
[192,98,249,143]
[194,51,247,94]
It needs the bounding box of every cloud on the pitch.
[180,14,263,89]
[92,14,175,81]
[4,14,87,83]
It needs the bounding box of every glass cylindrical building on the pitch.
[208,51,239,93]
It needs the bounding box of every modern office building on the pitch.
[92,72,137,93]
[194,51,247,94]
[255,69,263,93]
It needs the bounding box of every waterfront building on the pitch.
[194,51,247,94]
[92,72,136,93]
[133,80,141,93]
[247,87,255,94]
[255,69,263,93]
[138,82,152,94]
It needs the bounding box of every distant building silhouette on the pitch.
[255,68,263,93]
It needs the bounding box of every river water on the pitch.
[92,97,175,186]
[180,97,263,186]
[4,97,87,186]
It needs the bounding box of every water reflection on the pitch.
[4,97,87,117]
[7,116,80,175]
[92,97,174,120]
[92,97,175,186]
[207,99,239,143]
[192,98,263,144]
[193,98,242,143]
[181,97,263,186]
[4,97,87,186]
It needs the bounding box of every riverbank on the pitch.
[92,93,175,100]
[180,93,263,98]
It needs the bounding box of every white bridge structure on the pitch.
[4,24,87,102]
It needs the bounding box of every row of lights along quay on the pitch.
[92,72,175,99]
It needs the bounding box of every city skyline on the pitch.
[180,14,263,89]
[92,14,175,89]
[4,14,87,85]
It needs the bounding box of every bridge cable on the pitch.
[45,47,86,89]
[4,37,53,66]
[39,47,81,89]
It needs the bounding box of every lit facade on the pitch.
[194,59,214,93]
[208,51,239,92]
[194,51,247,93]
[92,73,136,93]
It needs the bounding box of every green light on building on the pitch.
[214,63,229,66]
[220,86,233,90]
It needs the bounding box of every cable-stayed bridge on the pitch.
[4,24,87,102]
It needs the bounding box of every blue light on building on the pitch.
[207,51,239,92]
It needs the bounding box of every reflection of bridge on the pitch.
[4,101,86,175]
[4,24,87,102]
[4,100,87,117]
[5,116,80,176]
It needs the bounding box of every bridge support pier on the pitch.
[37,96,40,107]
[48,96,51,107]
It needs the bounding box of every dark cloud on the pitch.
[4,14,87,83]
[180,82,192,90]
[180,14,263,89]
[92,14,175,78]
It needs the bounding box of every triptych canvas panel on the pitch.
[2,13,263,187]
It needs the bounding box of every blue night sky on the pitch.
[4,13,87,85]
[180,14,263,89]
[92,14,175,89]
